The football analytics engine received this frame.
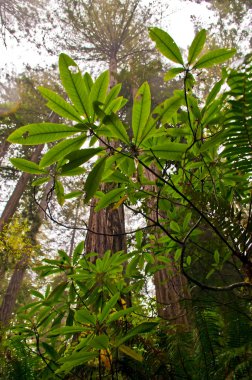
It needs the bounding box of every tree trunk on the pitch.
[0,178,51,329]
[145,167,189,325]
[85,58,127,258]
[0,255,28,328]
[0,144,44,232]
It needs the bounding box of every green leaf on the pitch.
[61,147,105,172]
[60,167,86,176]
[41,342,59,360]
[214,250,220,264]
[7,123,81,145]
[30,290,44,299]
[107,307,136,324]
[73,241,84,265]
[98,292,120,323]
[90,335,109,350]
[116,322,158,346]
[32,177,51,186]
[57,351,97,374]
[104,83,122,109]
[64,190,83,199]
[84,156,107,203]
[38,87,83,122]
[83,72,93,94]
[59,53,90,118]
[188,29,206,65]
[138,96,182,145]
[75,308,96,325]
[205,77,225,106]
[55,179,65,206]
[40,136,85,168]
[174,248,182,261]
[132,82,151,145]
[164,67,184,81]
[193,48,236,69]
[170,221,180,233]
[46,282,68,302]
[119,345,143,362]
[10,158,46,174]
[145,142,188,160]
[47,326,87,337]
[153,96,183,125]
[149,27,184,65]
[95,188,126,212]
[101,114,130,144]
[90,70,110,121]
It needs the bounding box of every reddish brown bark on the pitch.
[145,167,189,325]
[0,255,29,328]
[85,59,127,258]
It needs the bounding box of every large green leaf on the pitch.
[188,29,206,65]
[116,322,158,346]
[193,48,236,69]
[149,27,184,65]
[119,345,143,362]
[72,241,84,265]
[45,282,68,302]
[38,87,82,122]
[144,142,188,160]
[47,326,88,337]
[57,351,98,373]
[7,123,81,145]
[107,307,136,323]
[59,167,86,176]
[10,158,47,174]
[59,53,90,118]
[95,187,126,212]
[39,135,85,168]
[132,82,151,145]
[61,147,105,172]
[90,70,110,121]
[98,292,120,323]
[100,114,130,144]
[104,83,122,110]
[140,96,183,144]
[164,67,184,81]
[83,72,93,94]
[84,156,107,203]
[75,308,96,325]
[90,335,109,350]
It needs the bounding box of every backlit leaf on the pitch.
[193,48,236,69]
[95,187,126,212]
[61,147,105,172]
[149,27,184,65]
[59,53,90,118]
[188,29,206,65]
[10,158,46,174]
[132,82,151,145]
[84,156,107,203]
[8,123,81,145]
[38,87,82,122]
[39,136,85,168]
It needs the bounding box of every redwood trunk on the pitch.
[145,167,189,325]
[85,58,127,258]
[0,255,28,327]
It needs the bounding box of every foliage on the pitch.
[5,26,252,378]
[0,218,36,273]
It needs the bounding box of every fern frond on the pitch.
[221,54,252,175]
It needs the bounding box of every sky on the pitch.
[0,0,213,75]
